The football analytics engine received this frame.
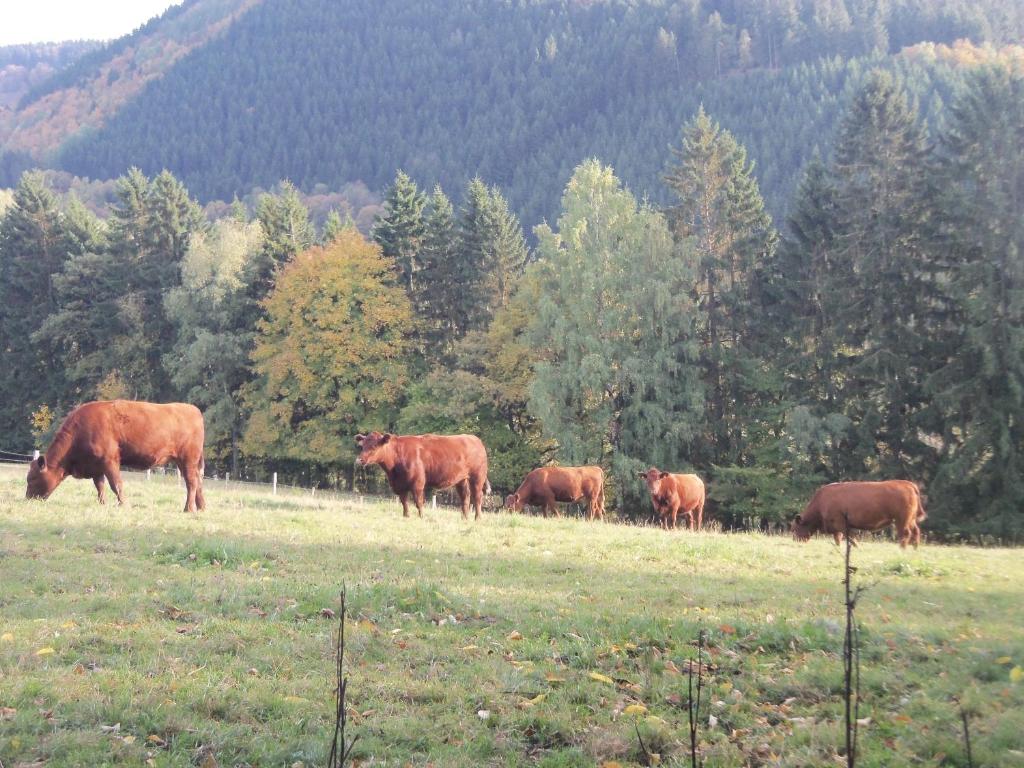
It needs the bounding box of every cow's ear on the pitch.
[381,433,392,443]
[35,455,46,470]
[355,433,365,445]
[637,471,646,479]
[659,471,669,479]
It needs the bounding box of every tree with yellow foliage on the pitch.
[242,230,415,473]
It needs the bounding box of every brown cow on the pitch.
[639,467,706,530]
[26,400,206,512]
[791,480,926,548]
[504,466,605,521]
[355,431,489,520]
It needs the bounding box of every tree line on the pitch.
[1,65,1021,540]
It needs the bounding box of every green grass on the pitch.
[1,464,1022,767]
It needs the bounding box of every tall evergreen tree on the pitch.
[0,172,88,444]
[664,107,777,469]
[418,185,459,356]
[927,67,1024,538]
[825,70,936,477]
[372,170,427,296]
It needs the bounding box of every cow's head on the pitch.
[355,431,393,466]
[25,455,61,500]
[790,514,813,542]
[638,467,670,495]
[504,492,523,512]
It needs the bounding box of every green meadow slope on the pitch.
[0,465,1021,766]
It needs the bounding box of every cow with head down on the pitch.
[504,465,605,520]
[791,480,926,548]
[355,431,490,520]
[639,467,706,530]
[26,399,206,512]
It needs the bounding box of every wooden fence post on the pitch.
[432,494,437,509]
[32,450,40,461]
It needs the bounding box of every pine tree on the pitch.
[0,172,87,444]
[664,107,778,469]
[825,70,936,477]
[926,67,1024,538]
[372,170,427,296]
[418,185,458,356]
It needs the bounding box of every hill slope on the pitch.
[0,465,1022,766]
[2,0,1021,222]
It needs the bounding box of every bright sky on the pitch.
[1,1,182,46]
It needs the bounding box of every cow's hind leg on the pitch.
[93,475,107,505]
[456,479,471,520]
[695,501,704,530]
[179,460,200,513]
[398,491,411,518]
[104,463,127,506]
[412,486,426,518]
[470,476,486,520]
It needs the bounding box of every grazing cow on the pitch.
[355,432,489,520]
[639,468,706,530]
[791,480,926,548]
[26,400,206,512]
[504,466,605,521]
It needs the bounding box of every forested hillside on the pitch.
[0,42,102,109]
[1,0,1019,223]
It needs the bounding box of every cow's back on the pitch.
[816,481,919,531]
[670,473,705,508]
[396,433,487,488]
[63,401,204,468]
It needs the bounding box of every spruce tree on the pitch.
[0,173,85,444]
[927,67,1024,538]
[825,70,936,477]
[664,107,777,470]
[372,170,427,296]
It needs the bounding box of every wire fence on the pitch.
[0,447,471,511]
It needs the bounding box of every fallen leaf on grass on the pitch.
[1010,666,1023,683]
[623,704,648,716]
[600,763,624,768]
[517,694,547,709]
[284,696,308,704]
[507,630,523,641]
[1,632,14,643]
[147,734,167,746]
[35,647,55,656]
[719,624,736,635]
[319,608,336,619]
[996,656,1012,664]
[545,673,566,684]
[588,672,614,684]
[121,735,135,744]
[0,706,16,719]
[461,645,479,652]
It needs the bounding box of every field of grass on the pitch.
[1,464,1022,767]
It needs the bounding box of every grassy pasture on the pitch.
[0,464,1022,767]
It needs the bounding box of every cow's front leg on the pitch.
[104,464,126,506]
[398,491,411,518]
[93,475,107,505]
[832,531,843,546]
[671,509,679,529]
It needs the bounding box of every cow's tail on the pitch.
[914,483,927,522]
[485,479,492,496]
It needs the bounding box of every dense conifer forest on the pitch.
[0,0,1022,539]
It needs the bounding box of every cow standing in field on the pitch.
[791,480,926,548]
[504,466,605,520]
[639,467,706,530]
[25,400,206,512]
[355,432,490,520]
